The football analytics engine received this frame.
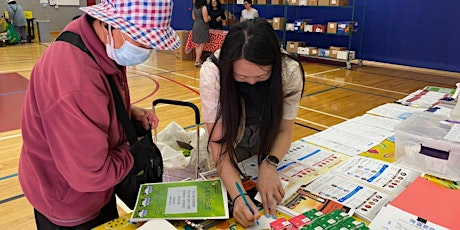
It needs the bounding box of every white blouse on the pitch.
[200,50,304,123]
[241,8,259,21]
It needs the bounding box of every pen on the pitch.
[444,119,460,125]
[235,181,259,226]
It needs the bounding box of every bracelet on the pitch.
[232,193,247,204]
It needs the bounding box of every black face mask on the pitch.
[235,79,270,93]
[235,79,270,125]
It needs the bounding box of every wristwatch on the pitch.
[264,155,280,167]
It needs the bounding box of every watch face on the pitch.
[267,155,279,164]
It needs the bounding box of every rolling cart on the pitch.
[152,99,205,182]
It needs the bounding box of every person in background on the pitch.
[6,0,27,44]
[192,0,210,67]
[208,0,226,30]
[240,0,258,22]
[200,18,305,227]
[18,0,180,229]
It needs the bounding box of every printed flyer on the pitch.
[130,179,228,221]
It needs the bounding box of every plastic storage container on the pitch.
[394,111,460,181]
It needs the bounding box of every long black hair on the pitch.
[209,0,223,10]
[195,0,207,8]
[208,17,305,174]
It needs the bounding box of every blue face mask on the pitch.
[106,26,152,66]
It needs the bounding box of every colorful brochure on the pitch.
[332,156,421,196]
[130,179,229,221]
[303,173,395,222]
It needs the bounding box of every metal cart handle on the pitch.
[152,99,203,180]
[152,99,200,125]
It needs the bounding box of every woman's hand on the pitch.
[232,194,260,227]
[131,106,159,130]
[256,162,285,218]
[216,16,221,22]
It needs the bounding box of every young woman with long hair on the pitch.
[200,17,305,227]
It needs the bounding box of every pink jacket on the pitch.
[18,14,134,226]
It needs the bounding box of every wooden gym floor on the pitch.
[1,42,459,229]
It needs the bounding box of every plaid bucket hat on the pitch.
[80,0,180,50]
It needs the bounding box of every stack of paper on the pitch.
[370,176,460,229]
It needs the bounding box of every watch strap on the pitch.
[264,155,279,167]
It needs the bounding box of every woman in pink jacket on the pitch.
[18,0,180,229]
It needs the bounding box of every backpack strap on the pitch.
[209,52,218,63]
[10,5,18,19]
[55,31,96,62]
[55,31,138,145]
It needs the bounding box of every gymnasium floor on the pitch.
[0,42,459,229]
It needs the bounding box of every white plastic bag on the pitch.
[156,122,211,171]
[188,127,210,171]
[157,121,190,150]
[156,142,187,169]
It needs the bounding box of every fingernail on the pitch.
[273,214,277,219]
[265,213,270,218]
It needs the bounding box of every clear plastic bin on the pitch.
[394,112,460,181]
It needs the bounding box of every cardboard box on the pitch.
[288,0,299,5]
[308,47,318,56]
[257,0,267,4]
[224,9,239,26]
[313,24,325,33]
[330,0,348,6]
[318,48,330,57]
[272,17,285,30]
[270,218,296,230]
[337,50,355,60]
[303,209,324,220]
[337,21,358,35]
[307,0,318,5]
[327,22,338,34]
[329,46,347,58]
[271,0,284,4]
[304,24,313,32]
[286,41,306,53]
[299,0,308,5]
[294,19,312,32]
[289,214,312,228]
[318,0,329,5]
[297,46,309,55]
[298,46,319,56]
[266,19,273,26]
[175,47,195,60]
[315,215,338,228]
[175,30,191,45]
[286,23,295,31]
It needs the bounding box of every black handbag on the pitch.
[55,31,163,210]
[106,74,163,210]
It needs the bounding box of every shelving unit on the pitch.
[285,0,366,69]
[221,1,238,29]
[222,0,366,69]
